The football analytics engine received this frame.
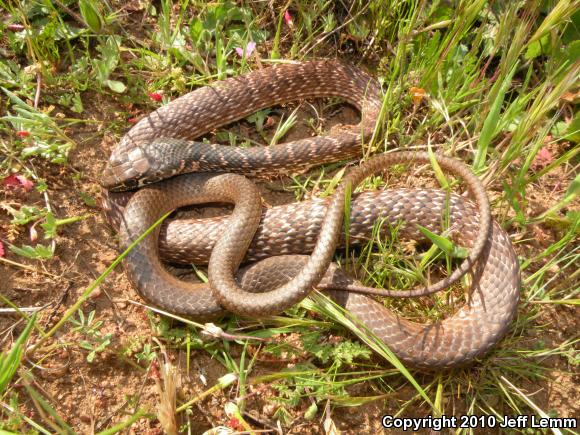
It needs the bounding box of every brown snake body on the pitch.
[103,60,520,369]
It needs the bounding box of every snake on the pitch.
[102,60,520,369]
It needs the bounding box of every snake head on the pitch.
[102,138,198,191]
[102,145,153,191]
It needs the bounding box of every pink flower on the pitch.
[235,41,256,58]
[16,175,34,191]
[284,10,294,28]
[127,117,138,124]
[148,92,163,102]
[0,240,5,257]
[532,147,554,169]
[3,174,34,191]
[16,131,30,138]
[29,225,38,242]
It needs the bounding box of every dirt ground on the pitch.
[1,92,578,433]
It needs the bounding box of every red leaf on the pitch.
[148,92,163,102]
[227,417,244,431]
[3,174,20,188]
[3,174,34,191]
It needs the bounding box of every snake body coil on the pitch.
[103,60,520,369]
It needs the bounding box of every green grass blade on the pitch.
[0,313,36,393]
[473,62,518,171]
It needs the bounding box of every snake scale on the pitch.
[102,60,520,369]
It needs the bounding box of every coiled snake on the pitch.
[102,60,520,369]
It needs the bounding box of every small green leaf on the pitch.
[40,212,57,239]
[304,402,318,420]
[80,342,94,351]
[525,33,551,60]
[106,80,127,93]
[559,39,580,66]
[79,191,97,207]
[79,0,104,33]
[8,205,46,226]
[35,179,48,193]
[565,173,580,200]
[246,109,271,133]
[72,93,84,113]
[417,225,469,258]
[9,244,54,259]
[557,112,580,143]
[87,351,96,363]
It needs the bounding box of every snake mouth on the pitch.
[101,161,142,191]
[101,162,128,190]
